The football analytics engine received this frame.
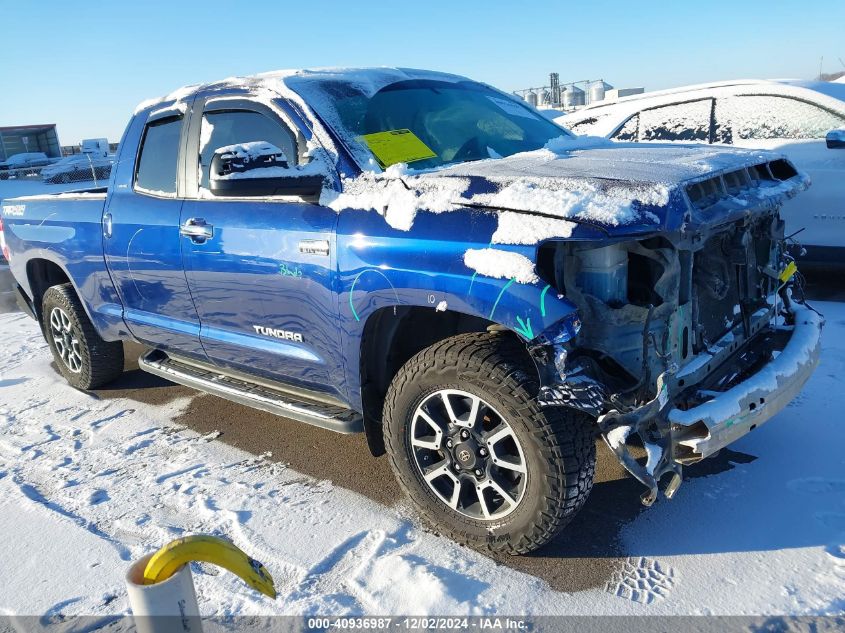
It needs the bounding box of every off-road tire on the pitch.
[383,331,596,555]
[41,283,124,390]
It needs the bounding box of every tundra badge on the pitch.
[252,325,303,342]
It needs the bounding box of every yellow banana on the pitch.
[143,535,276,599]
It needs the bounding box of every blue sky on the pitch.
[3,0,844,144]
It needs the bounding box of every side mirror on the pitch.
[826,129,845,149]
[209,141,326,197]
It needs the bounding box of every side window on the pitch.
[135,117,182,196]
[566,117,601,135]
[612,114,639,141]
[199,109,298,190]
[715,95,845,142]
[639,100,712,142]
[565,113,611,136]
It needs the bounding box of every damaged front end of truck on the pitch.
[528,157,823,506]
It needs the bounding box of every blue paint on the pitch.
[488,278,516,320]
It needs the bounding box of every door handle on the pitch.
[180,217,213,243]
[103,212,112,238]
[299,239,330,256]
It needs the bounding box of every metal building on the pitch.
[0,124,61,162]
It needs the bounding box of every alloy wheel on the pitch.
[49,307,83,373]
[410,389,527,520]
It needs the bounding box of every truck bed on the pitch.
[1,187,126,338]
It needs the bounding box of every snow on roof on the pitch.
[133,67,468,116]
[133,83,200,114]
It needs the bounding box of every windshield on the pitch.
[289,76,571,171]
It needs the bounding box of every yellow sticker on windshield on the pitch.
[360,129,437,168]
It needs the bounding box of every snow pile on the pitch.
[216,162,326,182]
[320,168,470,231]
[217,141,286,161]
[463,248,538,284]
[491,212,577,244]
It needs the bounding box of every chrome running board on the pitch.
[138,349,363,434]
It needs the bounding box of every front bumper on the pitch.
[669,303,822,463]
[594,300,823,506]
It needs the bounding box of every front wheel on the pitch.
[41,283,124,390]
[383,332,596,555]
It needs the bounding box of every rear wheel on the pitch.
[42,283,124,390]
[383,332,596,555]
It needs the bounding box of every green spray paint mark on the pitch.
[488,278,515,320]
[539,284,551,317]
[349,290,360,322]
[467,271,478,297]
[514,315,534,339]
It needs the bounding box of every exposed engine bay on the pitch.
[531,163,824,506]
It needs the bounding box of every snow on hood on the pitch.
[437,138,783,185]
[322,135,794,242]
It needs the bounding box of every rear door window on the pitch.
[199,110,298,190]
[639,99,713,142]
[715,95,845,142]
[135,117,183,196]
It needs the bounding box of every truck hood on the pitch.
[435,142,783,184]
[408,140,810,236]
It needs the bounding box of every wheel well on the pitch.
[26,259,71,321]
[359,306,504,456]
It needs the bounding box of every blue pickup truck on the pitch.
[0,68,823,554]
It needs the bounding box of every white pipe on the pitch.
[125,553,202,633]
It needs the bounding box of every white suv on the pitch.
[560,80,845,267]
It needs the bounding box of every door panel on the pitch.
[103,113,204,357]
[180,199,341,394]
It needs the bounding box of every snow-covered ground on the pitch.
[1,303,844,617]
